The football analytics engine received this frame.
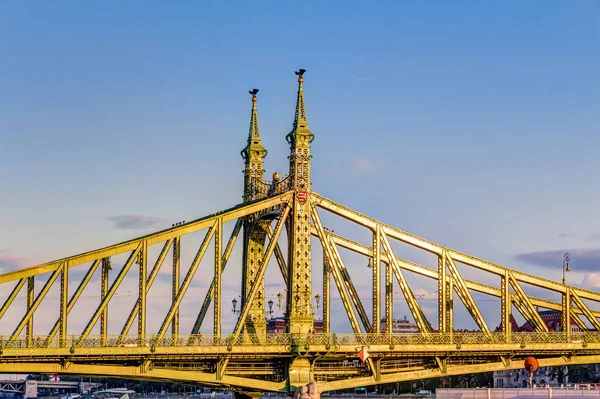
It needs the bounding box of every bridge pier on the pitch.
[293,383,322,399]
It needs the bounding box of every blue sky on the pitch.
[0,1,599,338]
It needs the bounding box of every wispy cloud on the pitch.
[0,249,30,273]
[351,158,378,174]
[588,233,600,242]
[558,232,575,239]
[581,273,600,288]
[516,248,600,271]
[352,76,375,82]
[107,215,168,230]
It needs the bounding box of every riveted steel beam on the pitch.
[172,236,180,337]
[118,239,173,343]
[311,205,363,335]
[380,227,431,334]
[0,192,293,285]
[230,205,290,344]
[214,217,223,336]
[311,192,600,302]
[372,227,381,334]
[7,265,62,346]
[312,228,600,321]
[190,219,243,335]
[45,260,101,346]
[0,279,26,319]
[155,224,216,342]
[508,272,548,332]
[77,246,141,346]
[570,290,600,330]
[445,252,490,334]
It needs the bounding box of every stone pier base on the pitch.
[293,382,322,399]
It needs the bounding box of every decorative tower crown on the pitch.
[241,89,267,202]
[286,69,314,145]
[241,89,267,161]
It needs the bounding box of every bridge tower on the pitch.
[285,69,315,334]
[240,89,269,338]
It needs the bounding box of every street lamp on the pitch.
[277,292,284,310]
[563,253,571,285]
[267,299,274,318]
[231,297,241,316]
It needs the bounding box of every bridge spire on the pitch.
[241,89,267,202]
[286,69,314,334]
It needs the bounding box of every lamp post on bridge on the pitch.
[231,297,275,318]
[563,253,571,285]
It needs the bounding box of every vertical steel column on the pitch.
[138,241,147,343]
[385,263,393,335]
[501,270,511,342]
[447,275,453,338]
[214,218,223,336]
[100,257,110,346]
[323,252,330,334]
[26,276,34,348]
[172,236,180,337]
[438,252,447,333]
[60,262,68,347]
[372,228,381,334]
[562,286,571,342]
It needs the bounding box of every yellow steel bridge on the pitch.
[1,69,600,396]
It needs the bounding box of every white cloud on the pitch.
[351,158,378,174]
[582,273,600,288]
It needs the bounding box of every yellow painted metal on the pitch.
[323,252,330,334]
[319,353,600,392]
[445,252,489,334]
[380,228,431,334]
[231,206,290,341]
[173,237,180,337]
[570,290,600,330]
[118,239,173,342]
[26,277,34,348]
[0,363,286,393]
[45,259,101,346]
[385,257,392,335]
[563,286,571,341]
[311,192,600,302]
[191,219,242,335]
[0,278,26,319]
[508,272,548,332]
[311,205,363,335]
[79,247,140,347]
[100,257,110,346]
[138,241,147,341]
[60,262,68,345]
[501,270,511,341]
[438,251,447,333]
[330,238,371,332]
[3,73,600,394]
[266,224,288,284]
[286,71,315,335]
[372,227,381,334]
[447,275,453,337]
[8,266,61,345]
[214,218,223,336]
[0,192,293,285]
[155,224,216,342]
[318,228,600,319]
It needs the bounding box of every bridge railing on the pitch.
[1,332,598,349]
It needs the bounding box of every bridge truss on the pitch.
[1,70,600,395]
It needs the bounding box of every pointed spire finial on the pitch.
[287,69,313,145]
[293,69,307,127]
[241,88,266,161]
